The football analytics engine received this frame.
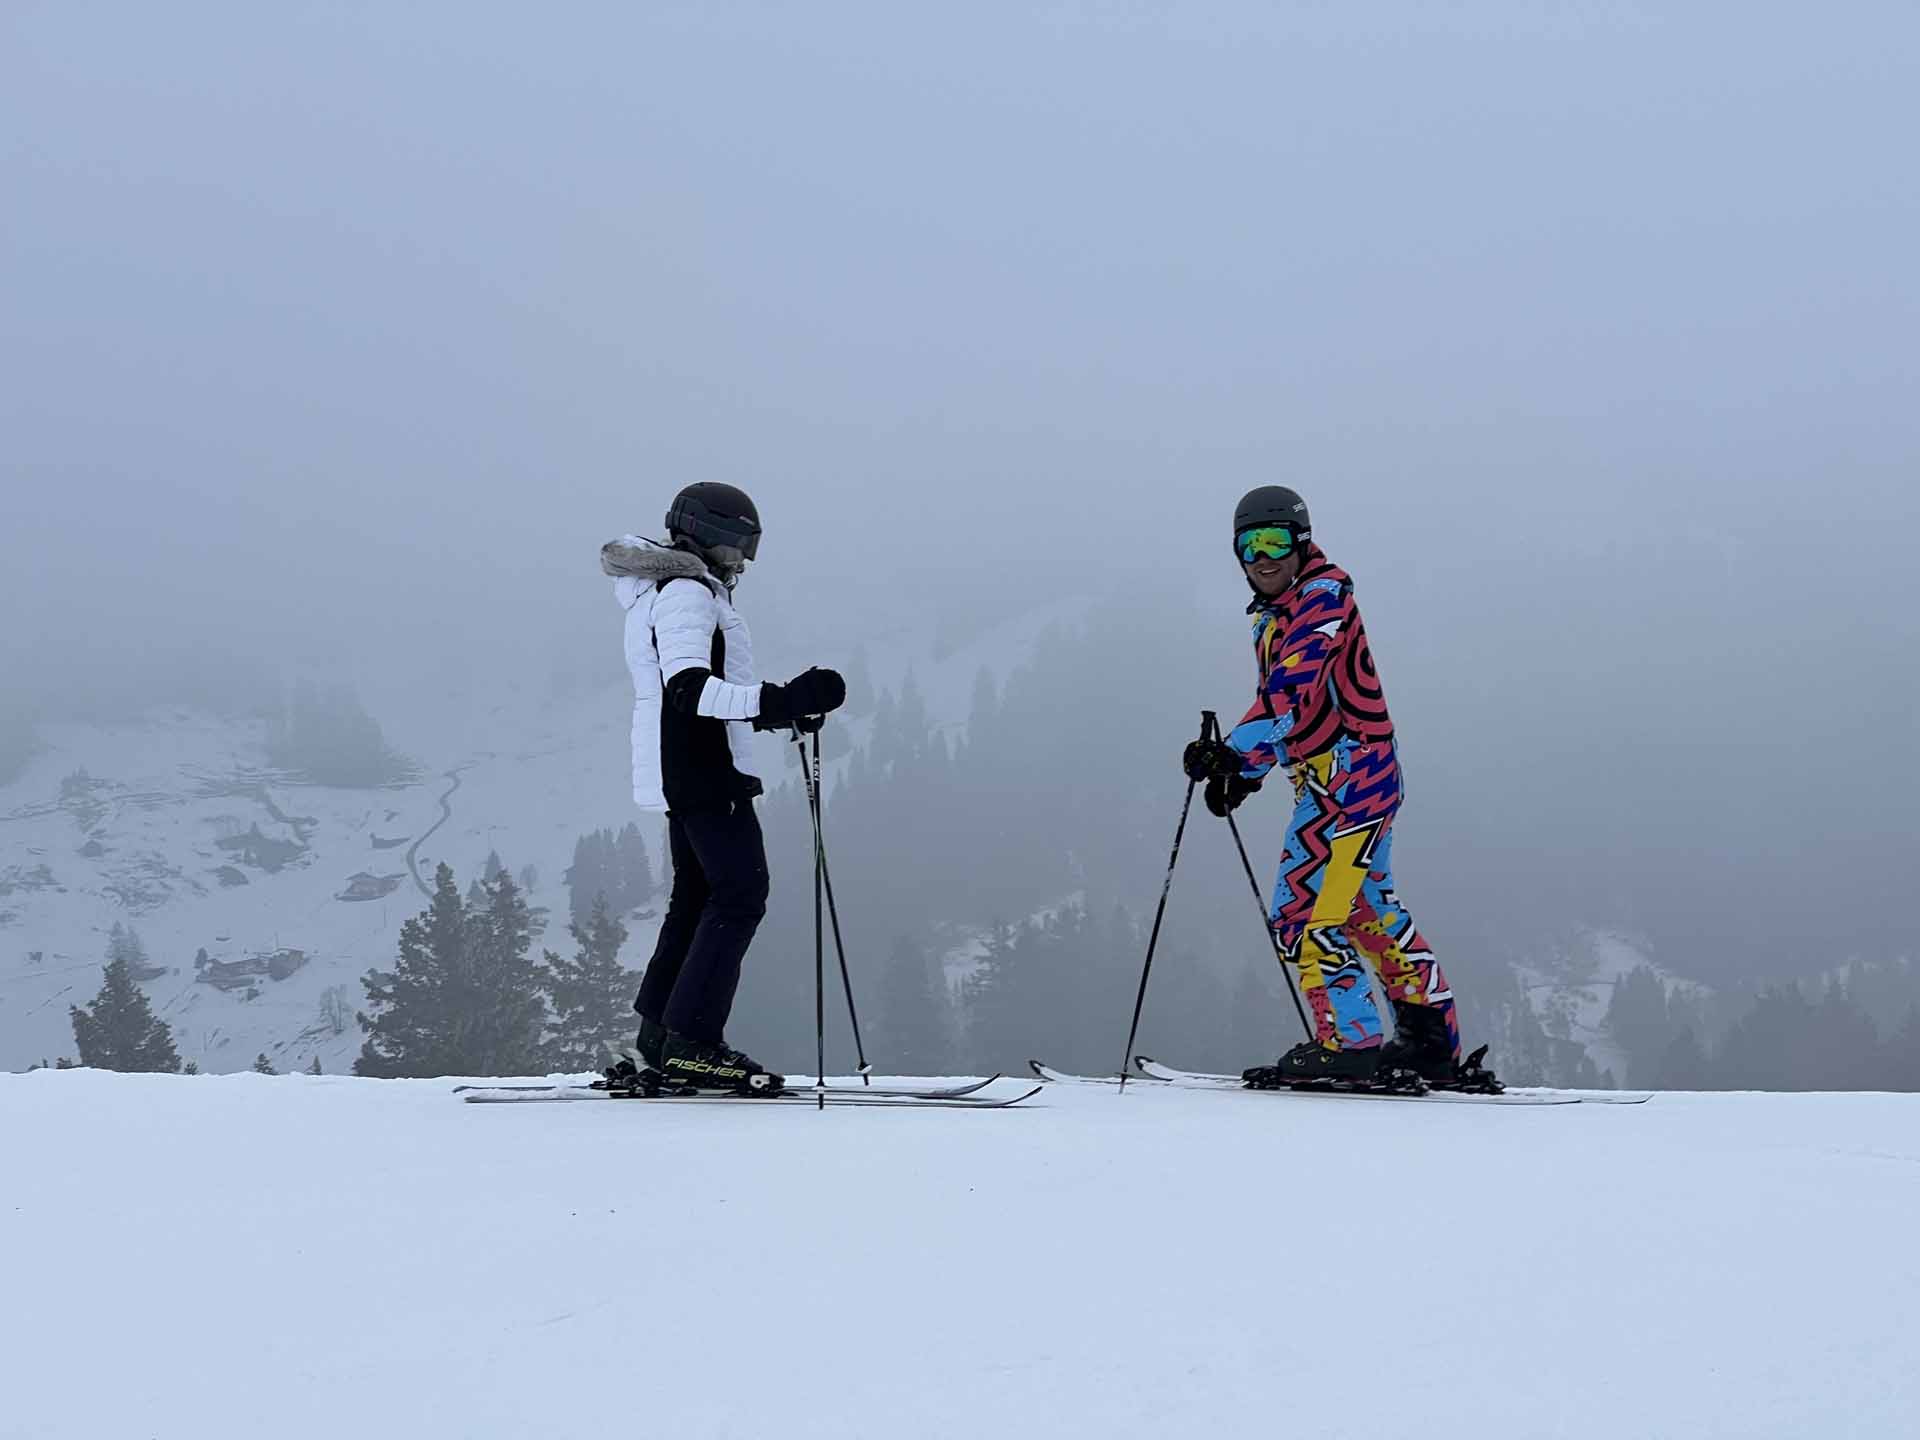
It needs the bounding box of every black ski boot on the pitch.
[659,1031,785,1096]
[1378,1001,1456,1086]
[1243,1040,1389,1090]
[634,1015,667,1071]
[596,1016,672,1094]
[1379,1001,1504,1093]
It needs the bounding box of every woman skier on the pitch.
[599,482,845,1094]
[1183,485,1497,1092]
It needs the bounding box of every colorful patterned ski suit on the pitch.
[1226,545,1457,1057]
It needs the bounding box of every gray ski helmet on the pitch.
[666,482,761,561]
[1233,486,1311,549]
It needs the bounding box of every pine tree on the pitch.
[252,1052,277,1075]
[543,894,634,1071]
[877,934,955,1075]
[564,833,592,928]
[356,863,550,1077]
[1717,985,1818,1090]
[1651,1026,1711,1089]
[460,865,551,1075]
[1604,966,1673,1088]
[565,829,614,928]
[69,928,182,1072]
[358,864,470,1078]
[963,909,1125,1072]
[306,1056,323,1075]
[268,680,411,787]
[615,822,653,910]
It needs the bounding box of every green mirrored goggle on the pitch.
[1236,526,1295,564]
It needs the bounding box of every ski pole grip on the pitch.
[1200,710,1220,744]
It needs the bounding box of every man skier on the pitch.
[600,482,845,1094]
[1183,486,1496,1091]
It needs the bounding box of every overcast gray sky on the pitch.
[4,3,1916,967]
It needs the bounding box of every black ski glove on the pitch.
[754,666,847,732]
[1205,772,1260,818]
[1183,737,1242,782]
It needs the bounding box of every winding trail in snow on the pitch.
[405,765,472,898]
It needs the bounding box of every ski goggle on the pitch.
[1235,526,1296,564]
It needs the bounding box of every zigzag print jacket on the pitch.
[1226,544,1396,781]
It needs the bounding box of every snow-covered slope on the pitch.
[0,701,646,1073]
[0,600,1093,1072]
[5,1070,1913,1439]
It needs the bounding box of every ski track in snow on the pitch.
[4,1070,1917,1440]
[405,764,472,898]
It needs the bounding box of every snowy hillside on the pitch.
[1513,928,1700,1077]
[0,699,648,1073]
[6,1069,1915,1439]
[0,600,1093,1073]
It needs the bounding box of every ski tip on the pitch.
[1027,1059,1049,1079]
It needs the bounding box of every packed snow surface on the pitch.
[5,1071,1916,1439]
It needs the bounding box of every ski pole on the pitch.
[1117,712,1214,1090]
[791,725,829,1113]
[1223,811,1313,1042]
[809,726,871,1083]
[792,724,872,1096]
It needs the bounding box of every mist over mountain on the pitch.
[4,5,1916,1078]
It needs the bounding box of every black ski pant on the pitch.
[635,799,770,1045]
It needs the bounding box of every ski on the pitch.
[1028,1060,1132,1085]
[610,1043,1007,1101]
[458,1083,1041,1109]
[453,1074,1005,1101]
[1132,1058,1651,1104]
[1501,1087,1653,1106]
[1134,1057,1582,1105]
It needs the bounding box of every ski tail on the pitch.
[1135,1056,1583,1106]
[1028,1060,1128,1085]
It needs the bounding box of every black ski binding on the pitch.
[592,1060,689,1099]
[1435,1044,1504,1095]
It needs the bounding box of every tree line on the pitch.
[1605,962,1920,1091]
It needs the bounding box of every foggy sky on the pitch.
[4,4,1917,971]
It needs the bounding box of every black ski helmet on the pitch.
[666,482,761,561]
[1232,486,1311,550]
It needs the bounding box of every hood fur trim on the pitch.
[600,536,711,583]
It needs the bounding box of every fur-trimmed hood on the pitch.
[601,535,715,610]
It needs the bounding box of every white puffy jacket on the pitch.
[603,536,764,812]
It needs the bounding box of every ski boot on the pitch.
[1244,1040,1402,1092]
[595,1016,671,1095]
[634,1015,667,1071]
[1379,1001,1504,1093]
[659,1031,785,1096]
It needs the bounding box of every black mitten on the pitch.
[1182,737,1243,782]
[1205,773,1261,818]
[754,667,847,731]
